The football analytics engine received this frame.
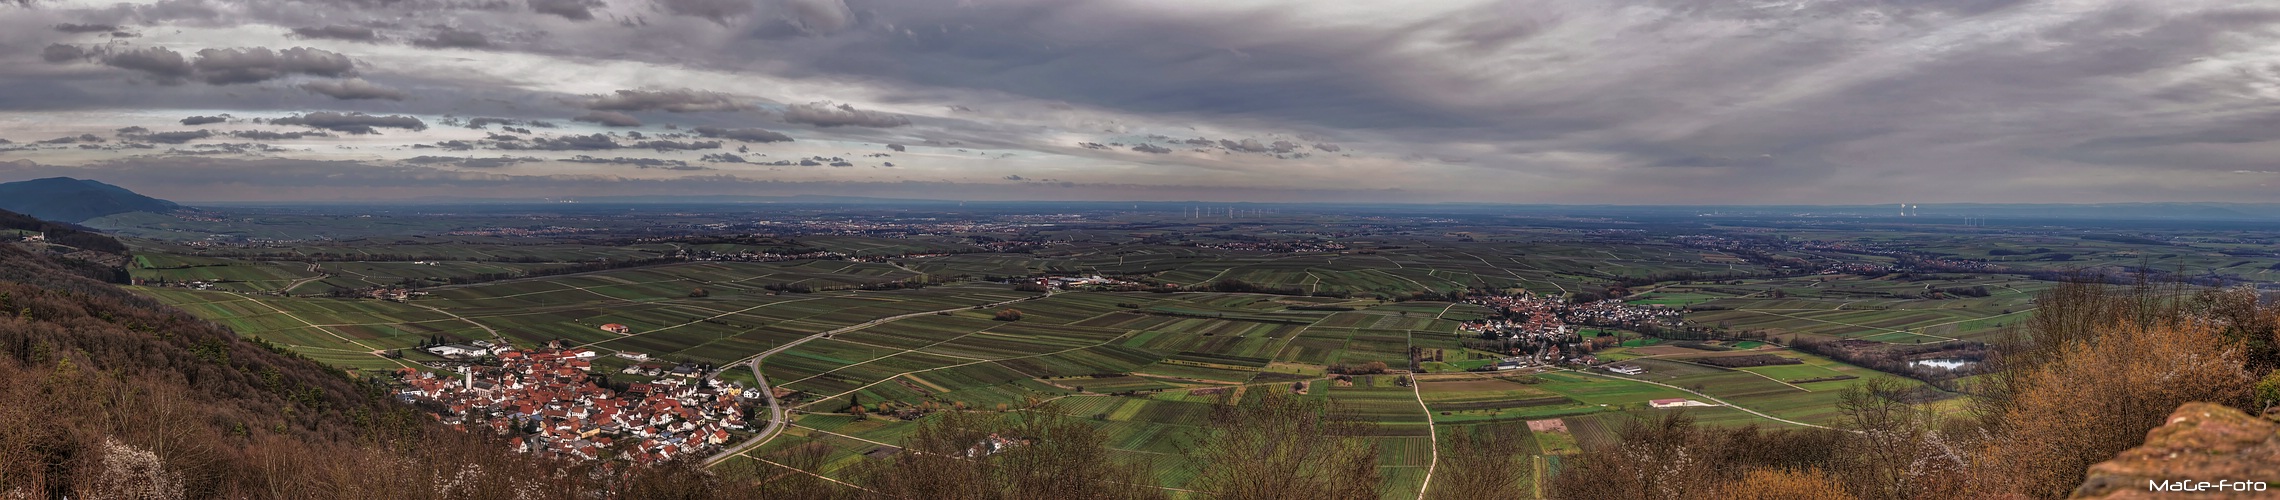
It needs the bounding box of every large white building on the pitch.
[427,344,487,358]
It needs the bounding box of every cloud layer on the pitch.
[5,0,2280,203]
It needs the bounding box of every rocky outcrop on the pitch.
[2072,402,2280,499]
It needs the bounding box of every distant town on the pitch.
[397,340,753,465]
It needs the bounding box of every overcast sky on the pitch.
[3,0,2279,204]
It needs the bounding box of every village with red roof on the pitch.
[395,340,751,465]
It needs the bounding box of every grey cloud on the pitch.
[885,143,905,151]
[1218,139,1268,153]
[413,28,490,49]
[633,140,722,151]
[290,26,379,41]
[692,126,793,142]
[133,130,215,144]
[460,157,539,168]
[573,111,642,127]
[1132,144,1171,154]
[191,47,356,85]
[562,155,705,169]
[0,157,1458,203]
[181,115,227,126]
[501,133,621,150]
[102,47,193,84]
[53,23,120,33]
[39,134,103,144]
[744,2,1486,131]
[657,0,754,24]
[115,126,148,134]
[401,156,541,168]
[300,78,406,101]
[781,102,909,128]
[529,0,601,20]
[167,143,289,155]
[18,1,2280,204]
[586,89,753,112]
[701,153,746,163]
[228,130,330,140]
[41,44,89,63]
[776,0,857,35]
[468,118,516,129]
[271,112,427,134]
[1268,141,1299,154]
[399,155,471,165]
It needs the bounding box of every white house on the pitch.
[427,344,487,358]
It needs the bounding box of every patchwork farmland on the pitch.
[114,204,2256,498]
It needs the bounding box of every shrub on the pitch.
[993,309,1023,321]
[2257,370,2280,412]
[1974,320,2254,498]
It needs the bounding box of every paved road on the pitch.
[704,361,784,465]
[701,289,1051,466]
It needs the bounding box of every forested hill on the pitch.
[1,207,135,285]
[0,208,125,254]
[0,177,178,223]
[0,243,747,498]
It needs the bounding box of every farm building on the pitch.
[427,344,486,358]
[1649,398,1716,409]
[600,323,632,334]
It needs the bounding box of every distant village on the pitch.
[1190,240,1349,253]
[1030,274,1135,289]
[1460,291,1684,369]
[397,339,753,465]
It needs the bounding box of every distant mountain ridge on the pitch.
[0,177,178,223]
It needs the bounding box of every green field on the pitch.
[117,206,2227,498]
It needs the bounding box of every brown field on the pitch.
[1624,345,1715,356]
[1527,419,1568,433]
[1417,376,1560,404]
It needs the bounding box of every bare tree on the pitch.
[1430,425,1528,499]
[1188,390,1381,499]
[850,403,1164,500]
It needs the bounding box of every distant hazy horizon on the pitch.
[7,1,2280,204]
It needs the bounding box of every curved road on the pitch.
[702,288,1052,466]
